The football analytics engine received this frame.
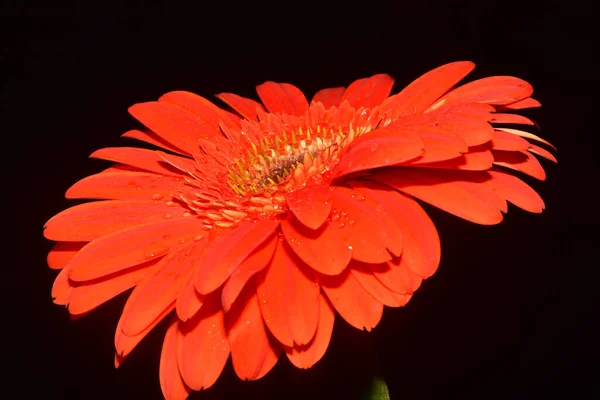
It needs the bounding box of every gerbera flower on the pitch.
[44,61,556,400]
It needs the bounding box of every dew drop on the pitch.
[151,193,164,200]
[166,201,176,207]
[331,214,341,221]
[348,245,353,250]
[183,212,192,217]
[162,234,171,240]
[339,222,345,228]
[143,245,169,260]
[163,213,173,219]
[178,257,185,263]
[193,234,204,242]
[349,220,355,225]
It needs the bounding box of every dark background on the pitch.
[5,1,597,399]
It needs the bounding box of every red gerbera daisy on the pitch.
[45,61,556,400]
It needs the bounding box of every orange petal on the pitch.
[194,219,279,294]
[176,271,204,322]
[491,130,531,151]
[221,234,278,313]
[284,178,333,230]
[178,294,230,391]
[280,215,352,276]
[320,270,383,331]
[255,82,309,116]
[370,257,423,294]
[380,61,475,117]
[66,171,184,201]
[490,113,534,125]
[350,261,410,307]
[402,131,468,164]
[340,74,394,109]
[68,218,207,282]
[492,150,547,180]
[433,76,533,108]
[159,91,240,130]
[159,316,190,400]
[226,283,280,380]
[330,126,424,179]
[487,170,545,213]
[497,97,541,110]
[528,144,557,163]
[52,266,73,305]
[495,127,556,150]
[332,186,401,262]
[311,87,345,108]
[354,182,440,278]
[121,241,209,336]
[216,92,265,121]
[129,102,220,155]
[90,147,184,176]
[257,241,320,346]
[412,149,494,171]
[68,260,161,315]
[432,110,494,147]
[285,294,335,369]
[121,129,191,156]
[374,168,505,225]
[47,241,85,269]
[44,200,191,242]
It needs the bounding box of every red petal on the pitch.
[121,241,209,336]
[178,294,230,390]
[495,127,556,150]
[121,129,191,156]
[66,171,184,201]
[129,102,220,155]
[90,147,184,176]
[497,97,541,110]
[350,261,411,307]
[194,219,280,294]
[330,126,424,180]
[47,242,85,270]
[68,260,161,315]
[491,130,531,151]
[492,150,547,180]
[215,92,265,121]
[159,317,190,400]
[68,218,207,282]
[528,144,557,163]
[311,87,345,108]
[255,82,309,116]
[370,258,423,294]
[433,76,533,108]
[159,91,240,130]
[176,272,204,322]
[340,74,394,109]
[44,200,192,242]
[221,234,278,313]
[257,241,320,346]
[284,178,333,230]
[354,182,440,278]
[280,215,352,276]
[374,168,506,225]
[487,170,545,213]
[402,131,468,164]
[226,283,280,380]
[490,113,535,125]
[285,294,335,369]
[380,61,475,117]
[52,266,73,305]
[320,270,383,331]
[431,110,494,147]
[412,149,494,171]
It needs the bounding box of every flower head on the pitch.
[45,61,556,400]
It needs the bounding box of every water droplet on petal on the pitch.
[163,213,173,219]
[193,234,204,242]
[143,245,169,260]
[349,220,355,225]
[183,212,192,217]
[348,245,353,250]
[151,193,164,200]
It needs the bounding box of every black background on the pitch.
[5,1,597,399]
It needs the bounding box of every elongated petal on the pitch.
[490,113,534,125]
[178,294,230,391]
[497,97,541,110]
[491,130,531,151]
[176,272,204,322]
[129,102,219,155]
[160,317,190,400]
[280,215,352,276]
[256,82,309,116]
[350,261,410,307]
[159,91,240,130]
[433,76,533,108]
[121,129,191,156]
[369,258,423,294]
[257,241,320,346]
[320,270,383,331]
[90,147,183,176]
[285,294,335,369]
[330,126,424,179]
[216,92,264,121]
[47,242,85,269]
[412,149,494,171]
[66,171,183,201]
[487,170,545,213]
[311,87,345,108]
[68,218,207,282]
[340,74,394,109]
[528,144,557,163]
[194,219,279,294]
[492,150,546,180]
[226,283,280,380]
[52,266,73,305]
[432,110,494,147]
[44,200,191,242]
[353,181,440,278]
[380,61,475,117]
[284,178,333,230]
[495,127,556,150]
[222,234,278,313]
[402,131,468,164]
[374,168,505,225]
